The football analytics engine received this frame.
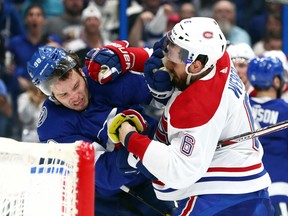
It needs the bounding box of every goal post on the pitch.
[0,137,95,216]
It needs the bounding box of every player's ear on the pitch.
[187,60,203,74]
[79,68,86,77]
[273,76,282,90]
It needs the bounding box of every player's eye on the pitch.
[58,93,68,98]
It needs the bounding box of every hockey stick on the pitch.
[120,185,171,216]
[218,120,288,148]
[120,120,288,214]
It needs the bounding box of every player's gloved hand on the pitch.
[144,39,174,104]
[116,147,157,180]
[153,34,168,52]
[108,109,147,144]
[86,40,145,84]
[85,47,122,84]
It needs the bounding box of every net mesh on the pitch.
[0,138,92,216]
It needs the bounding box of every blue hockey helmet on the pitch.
[247,56,284,89]
[27,46,76,96]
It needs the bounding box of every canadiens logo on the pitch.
[38,106,47,128]
[203,31,213,39]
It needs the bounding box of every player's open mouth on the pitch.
[73,98,84,107]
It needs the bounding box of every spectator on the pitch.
[0,0,25,48]
[65,1,111,64]
[93,0,119,42]
[248,2,282,46]
[212,0,252,46]
[233,0,266,38]
[44,0,85,44]
[128,0,174,48]
[165,14,180,33]
[247,56,288,216]
[7,4,59,139]
[253,31,283,56]
[253,11,282,56]
[17,82,46,142]
[192,0,214,17]
[0,0,25,102]
[226,43,255,94]
[179,2,196,20]
[19,0,65,19]
[0,78,12,137]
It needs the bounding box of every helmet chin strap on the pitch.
[185,64,214,85]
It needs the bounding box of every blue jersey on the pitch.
[38,70,154,191]
[36,70,176,215]
[249,97,288,204]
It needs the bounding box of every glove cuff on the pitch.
[104,40,132,72]
[104,41,149,73]
[147,85,174,100]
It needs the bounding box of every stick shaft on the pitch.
[218,120,288,147]
[120,185,169,216]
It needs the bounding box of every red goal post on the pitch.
[0,137,95,216]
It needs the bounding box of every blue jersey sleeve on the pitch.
[96,150,148,195]
[87,71,153,107]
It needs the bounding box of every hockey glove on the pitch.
[85,40,149,84]
[108,109,147,144]
[85,47,122,84]
[144,48,174,105]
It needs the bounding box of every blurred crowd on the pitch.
[0,0,286,142]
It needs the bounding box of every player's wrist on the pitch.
[124,131,137,148]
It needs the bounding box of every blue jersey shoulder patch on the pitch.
[38,106,47,128]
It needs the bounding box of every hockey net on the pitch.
[0,137,94,216]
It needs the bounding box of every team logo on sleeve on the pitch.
[180,133,195,156]
[37,106,47,128]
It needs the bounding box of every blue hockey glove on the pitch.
[85,47,122,84]
[144,48,174,104]
[153,35,168,52]
[85,40,149,84]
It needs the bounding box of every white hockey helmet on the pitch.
[164,17,227,74]
[226,43,255,61]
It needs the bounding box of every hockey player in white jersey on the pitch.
[113,17,274,215]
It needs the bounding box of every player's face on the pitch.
[232,58,249,84]
[165,60,188,90]
[51,69,89,111]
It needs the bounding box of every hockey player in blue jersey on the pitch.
[102,17,275,215]
[247,56,288,216]
[27,43,175,215]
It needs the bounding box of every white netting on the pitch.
[0,138,81,216]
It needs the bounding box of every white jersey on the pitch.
[127,52,271,201]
